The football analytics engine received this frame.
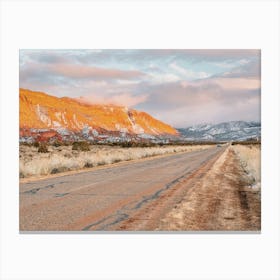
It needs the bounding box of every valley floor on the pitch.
[20,144,260,231]
[19,144,212,179]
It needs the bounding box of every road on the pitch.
[20,146,227,231]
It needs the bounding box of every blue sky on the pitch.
[20,49,260,127]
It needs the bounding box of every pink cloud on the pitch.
[193,77,260,90]
[20,62,144,81]
[213,77,260,90]
[49,64,144,79]
[77,93,148,107]
[187,59,261,91]
[137,76,260,127]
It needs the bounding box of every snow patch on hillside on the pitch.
[132,124,144,134]
[178,121,261,141]
[35,104,51,127]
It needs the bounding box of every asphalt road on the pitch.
[20,146,226,231]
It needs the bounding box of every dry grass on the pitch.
[231,144,261,189]
[19,144,212,178]
[157,146,261,231]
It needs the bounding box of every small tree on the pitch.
[33,141,40,147]
[72,141,90,151]
[52,140,63,147]
[38,143,49,153]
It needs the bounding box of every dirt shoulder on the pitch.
[157,147,261,231]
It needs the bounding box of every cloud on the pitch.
[147,72,181,84]
[204,78,260,90]
[211,59,250,69]
[219,59,260,79]
[21,49,260,71]
[135,77,260,127]
[77,92,148,107]
[20,49,261,127]
[154,97,260,128]
[21,62,144,81]
[20,74,142,99]
[169,62,210,80]
[20,49,103,65]
[19,60,145,97]
[115,49,260,63]
[51,64,144,79]
[172,49,260,60]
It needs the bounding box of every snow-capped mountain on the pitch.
[20,88,178,142]
[177,121,261,141]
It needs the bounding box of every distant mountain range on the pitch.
[19,89,178,143]
[177,121,261,141]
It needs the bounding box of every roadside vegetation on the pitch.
[157,144,261,231]
[19,142,213,178]
[231,144,261,189]
[37,143,49,153]
[72,141,90,151]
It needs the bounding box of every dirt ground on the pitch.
[157,147,261,231]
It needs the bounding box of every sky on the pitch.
[20,49,261,127]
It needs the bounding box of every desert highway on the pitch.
[20,146,227,231]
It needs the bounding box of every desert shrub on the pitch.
[84,162,93,168]
[50,166,69,174]
[61,141,71,146]
[63,152,72,158]
[142,142,156,148]
[231,140,261,146]
[33,141,40,148]
[52,140,63,147]
[111,142,120,146]
[72,141,90,151]
[38,143,49,153]
[120,142,132,148]
[20,142,32,147]
[120,141,157,148]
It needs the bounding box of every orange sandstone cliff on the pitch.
[20,88,178,141]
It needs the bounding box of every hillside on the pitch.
[19,88,178,142]
[177,121,261,141]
